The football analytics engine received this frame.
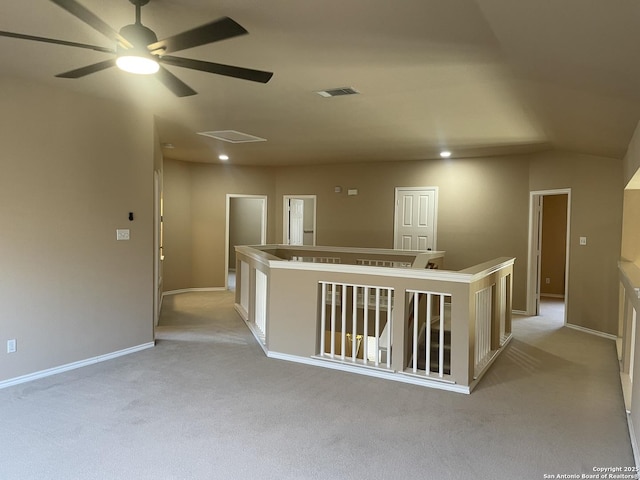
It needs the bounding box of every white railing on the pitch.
[234,245,513,394]
[319,281,393,369]
[291,256,341,264]
[618,261,640,409]
[499,275,507,343]
[356,259,412,268]
[255,269,267,338]
[240,261,250,314]
[407,290,451,378]
[475,286,493,374]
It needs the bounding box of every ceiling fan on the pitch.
[0,0,273,97]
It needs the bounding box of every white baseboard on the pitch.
[162,287,226,297]
[0,342,155,390]
[512,310,527,316]
[565,323,617,341]
[628,412,640,472]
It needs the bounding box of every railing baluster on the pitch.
[386,287,392,368]
[341,284,347,360]
[439,293,445,377]
[363,286,369,363]
[412,291,418,372]
[320,282,326,356]
[352,285,358,361]
[426,293,432,374]
[375,288,381,367]
[330,283,336,358]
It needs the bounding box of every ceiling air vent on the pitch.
[316,87,360,98]
[197,130,267,143]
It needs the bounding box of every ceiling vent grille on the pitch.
[316,87,360,98]
[197,130,267,143]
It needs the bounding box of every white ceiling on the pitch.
[2,0,640,165]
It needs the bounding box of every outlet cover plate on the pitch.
[116,229,130,241]
[7,339,16,353]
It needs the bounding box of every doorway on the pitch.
[283,195,316,245]
[527,189,571,321]
[226,194,267,290]
[393,187,438,250]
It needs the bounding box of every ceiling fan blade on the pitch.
[156,66,197,97]
[0,30,115,53]
[49,0,132,49]
[159,55,273,84]
[55,59,116,78]
[147,17,247,55]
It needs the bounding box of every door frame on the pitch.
[526,188,571,319]
[153,169,163,329]
[225,194,268,289]
[393,186,439,250]
[283,194,317,245]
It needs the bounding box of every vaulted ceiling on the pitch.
[2,0,640,165]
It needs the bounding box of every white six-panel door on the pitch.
[394,187,438,251]
[288,198,305,245]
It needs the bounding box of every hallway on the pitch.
[0,290,633,480]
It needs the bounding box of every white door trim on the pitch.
[283,195,317,245]
[526,188,571,319]
[225,194,268,289]
[153,170,161,329]
[393,186,439,250]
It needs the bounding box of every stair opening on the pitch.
[406,291,452,376]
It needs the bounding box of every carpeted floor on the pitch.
[0,291,634,480]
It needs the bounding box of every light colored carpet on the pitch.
[0,292,633,479]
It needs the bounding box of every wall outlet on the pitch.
[7,339,16,353]
[579,236,587,246]
[545,278,551,284]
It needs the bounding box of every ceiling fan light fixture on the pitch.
[116,54,159,75]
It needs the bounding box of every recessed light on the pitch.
[219,154,229,161]
[440,150,452,158]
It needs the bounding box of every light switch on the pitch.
[116,229,130,241]
[348,189,358,196]
[579,236,587,246]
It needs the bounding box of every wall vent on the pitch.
[197,130,267,143]
[316,87,360,98]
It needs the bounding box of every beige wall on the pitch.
[228,197,265,266]
[621,190,640,264]
[274,157,530,309]
[540,194,568,296]
[0,79,155,383]
[529,151,623,334]
[624,120,640,187]
[622,121,640,460]
[162,159,193,292]
[162,159,276,290]
[164,152,624,327]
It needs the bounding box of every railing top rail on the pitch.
[236,246,514,285]
[235,245,282,263]
[244,244,446,258]
[458,257,515,281]
[619,260,640,300]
